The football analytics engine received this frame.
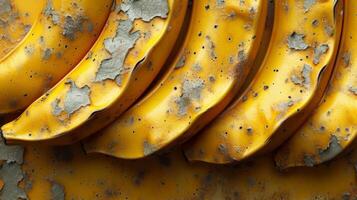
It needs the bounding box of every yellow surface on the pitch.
[276,0,357,169]
[2,0,188,145]
[0,0,112,114]
[185,0,343,164]
[0,0,43,59]
[85,0,268,159]
[22,143,357,199]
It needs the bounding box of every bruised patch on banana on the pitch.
[313,44,329,65]
[303,0,316,13]
[287,32,309,51]
[95,20,139,84]
[96,0,169,84]
[51,80,91,117]
[0,0,31,45]
[301,135,342,167]
[290,64,312,89]
[119,0,169,22]
[175,79,205,117]
[44,0,91,41]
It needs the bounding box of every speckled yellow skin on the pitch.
[275,0,357,169]
[2,0,188,145]
[0,0,43,59]
[21,144,357,199]
[0,0,112,114]
[184,0,343,164]
[84,0,268,159]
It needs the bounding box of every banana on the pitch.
[2,0,188,144]
[184,0,343,164]
[275,0,357,169]
[0,0,43,59]
[84,0,268,159]
[0,0,112,114]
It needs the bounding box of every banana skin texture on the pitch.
[0,0,44,59]
[0,0,112,114]
[275,0,357,169]
[84,0,268,159]
[2,0,188,145]
[184,0,343,164]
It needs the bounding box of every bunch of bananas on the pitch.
[0,0,355,172]
[0,0,357,199]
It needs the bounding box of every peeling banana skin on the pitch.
[84,0,268,159]
[0,0,43,60]
[2,0,188,145]
[0,0,112,115]
[275,0,357,169]
[184,0,343,164]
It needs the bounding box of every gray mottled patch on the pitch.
[42,48,52,60]
[24,45,34,56]
[62,15,84,40]
[237,50,246,63]
[287,32,309,50]
[0,0,11,15]
[301,64,312,87]
[192,63,202,72]
[51,99,63,116]
[63,80,91,115]
[324,24,334,37]
[51,181,65,200]
[143,141,156,156]
[303,154,316,167]
[95,20,140,83]
[120,0,169,22]
[342,52,351,66]
[0,162,27,200]
[318,135,342,162]
[303,0,316,12]
[313,44,329,65]
[349,87,357,95]
[44,0,60,25]
[216,0,225,7]
[0,135,23,165]
[175,55,186,69]
[205,36,217,60]
[175,79,205,116]
[291,64,312,88]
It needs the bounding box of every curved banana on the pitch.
[0,0,43,59]
[2,0,188,144]
[84,0,268,159]
[275,0,357,169]
[184,0,343,164]
[0,0,112,114]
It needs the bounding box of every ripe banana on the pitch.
[0,0,112,114]
[2,0,188,144]
[275,0,357,169]
[0,0,43,59]
[184,0,343,164]
[84,0,268,159]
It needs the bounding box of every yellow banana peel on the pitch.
[2,0,188,145]
[184,0,343,164]
[0,0,112,114]
[84,0,268,159]
[0,0,43,59]
[275,0,357,169]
